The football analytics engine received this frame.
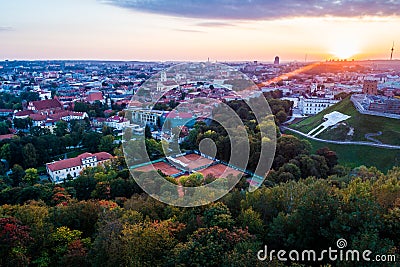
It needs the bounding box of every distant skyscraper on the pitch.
[274,56,280,65]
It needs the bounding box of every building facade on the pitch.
[46,152,113,183]
[298,97,339,115]
[363,80,378,95]
[132,109,164,126]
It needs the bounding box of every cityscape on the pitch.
[0,0,399,266]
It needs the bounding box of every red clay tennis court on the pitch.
[134,162,181,176]
[198,164,243,178]
[174,154,214,170]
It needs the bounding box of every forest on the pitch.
[0,96,399,266]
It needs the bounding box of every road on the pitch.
[281,126,400,150]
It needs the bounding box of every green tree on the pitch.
[273,135,311,169]
[120,221,181,266]
[48,226,88,265]
[237,208,264,235]
[22,143,38,168]
[170,226,253,266]
[83,132,102,152]
[180,173,203,187]
[23,168,39,185]
[98,135,115,153]
[55,120,69,137]
[145,125,152,139]
[0,143,12,163]
[74,102,90,112]
[0,121,10,135]
[203,202,234,229]
[9,164,25,187]
[275,110,288,125]
[13,118,32,130]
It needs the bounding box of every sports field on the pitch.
[174,154,214,170]
[197,164,243,178]
[134,162,182,176]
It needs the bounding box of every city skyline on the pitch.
[1,0,399,61]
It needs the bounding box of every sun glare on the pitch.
[330,43,359,59]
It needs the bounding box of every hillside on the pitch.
[290,97,400,145]
[289,132,400,172]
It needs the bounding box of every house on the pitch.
[105,116,129,131]
[86,92,105,104]
[27,98,63,114]
[91,117,107,128]
[46,152,113,183]
[28,111,88,132]
[14,110,35,119]
[29,114,47,127]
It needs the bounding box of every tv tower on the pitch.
[390,42,394,60]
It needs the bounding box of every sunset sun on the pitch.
[330,43,360,59]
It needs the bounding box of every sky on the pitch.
[0,0,399,62]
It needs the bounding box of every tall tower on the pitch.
[160,71,167,82]
[390,42,394,60]
[274,56,280,65]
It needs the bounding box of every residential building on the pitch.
[105,115,129,130]
[27,98,63,114]
[46,152,113,183]
[86,92,105,104]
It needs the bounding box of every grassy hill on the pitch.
[290,97,400,145]
[289,132,400,172]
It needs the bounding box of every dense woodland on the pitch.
[0,94,399,266]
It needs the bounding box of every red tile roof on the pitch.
[86,92,104,102]
[128,100,143,107]
[106,116,127,123]
[0,134,16,141]
[94,152,113,161]
[0,109,14,113]
[15,110,35,117]
[46,152,113,172]
[31,99,62,111]
[29,114,47,121]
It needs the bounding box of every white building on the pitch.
[105,116,129,130]
[46,152,113,183]
[298,96,339,115]
[132,109,164,126]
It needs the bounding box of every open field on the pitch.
[290,97,400,145]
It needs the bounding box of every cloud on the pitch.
[100,0,400,20]
[0,26,13,31]
[195,22,235,27]
[174,29,205,33]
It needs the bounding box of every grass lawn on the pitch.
[290,132,400,173]
[290,97,400,145]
